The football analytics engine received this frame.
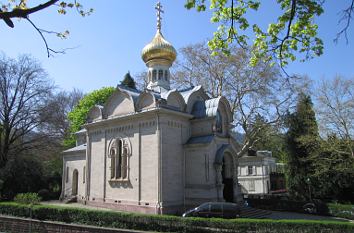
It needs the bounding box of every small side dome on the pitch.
[141,30,177,66]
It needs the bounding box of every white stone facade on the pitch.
[61,85,243,214]
[61,3,243,214]
[238,151,276,195]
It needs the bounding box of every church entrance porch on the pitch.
[222,153,234,202]
[72,169,78,196]
[215,145,238,203]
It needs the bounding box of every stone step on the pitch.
[63,196,77,204]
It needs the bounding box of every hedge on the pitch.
[0,202,353,233]
[328,203,354,220]
[247,198,330,215]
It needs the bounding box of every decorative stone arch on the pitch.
[72,169,79,196]
[87,105,104,123]
[217,97,233,135]
[136,91,157,111]
[214,144,239,202]
[183,86,209,113]
[198,96,232,135]
[218,96,233,124]
[107,135,132,182]
[165,90,185,111]
[104,88,136,118]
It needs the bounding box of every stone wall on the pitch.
[0,215,148,233]
[63,153,86,199]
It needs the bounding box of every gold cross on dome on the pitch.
[155,1,164,31]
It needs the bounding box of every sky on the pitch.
[0,0,353,93]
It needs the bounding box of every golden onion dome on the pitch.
[141,30,177,66]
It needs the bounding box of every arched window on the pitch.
[152,70,157,81]
[109,139,129,180]
[164,70,168,81]
[148,70,152,82]
[121,148,128,179]
[216,110,223,133]
[117,140,123,178]
[158,70,163,80]
[110,147,116,179]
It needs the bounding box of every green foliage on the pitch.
[286,93,320,200]
[37,189,50,201]
[311,136,354,202]
[65,87,115,147]
[120,72,137,89]
[185,0,325,67]
[0,202,353,233]
[328,203,354,220]
[14,193,41,205]
[252,116,287,162]
[247,198,329,216]
[0,155,45,200]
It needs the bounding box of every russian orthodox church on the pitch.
[61,2,242,214]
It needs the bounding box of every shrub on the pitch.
[247,197,330,215]
[37,189,50,201]
[328,203,354,220]
[14,193,41,205]
[0,202,353,233]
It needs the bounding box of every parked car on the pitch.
[302,199,329,215]
[182,202,241,219]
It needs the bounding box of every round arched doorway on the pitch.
[222,153,234,202]
[72,169,79,196]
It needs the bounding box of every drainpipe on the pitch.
[103,130,107,201]
[156,112,162,214]
[85,132,91,203]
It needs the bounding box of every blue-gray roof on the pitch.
[205,97,222,118]
[186,135,214,145]
[63,144,86,154]
[75,128,87,135]
[117,85,142,102]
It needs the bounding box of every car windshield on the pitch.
[198,203,209,211]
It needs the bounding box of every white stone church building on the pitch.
[61,2,242,214]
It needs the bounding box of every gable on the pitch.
[136,92,156,111]
[87,105,103,123]
[166,91,185,111]
[104,89,135,118]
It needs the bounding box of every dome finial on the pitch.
[155,1,164,31]
[141,1,176,66]
[141,1,176,92]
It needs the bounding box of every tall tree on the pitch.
[39,89,84,140]
[134,71,148,90]
[252,115,287,162]
[65,86,115,147]
[0,54,54,169]
[185,0,354,68]
[316,76,354,157]
[286,93,320,200]
[173,43,303,157]
[310,135,354,202]
[0,1,92,57]
[120,72,137,89]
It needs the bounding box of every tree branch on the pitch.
[0,0,58,22]
[335,0,354,43]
